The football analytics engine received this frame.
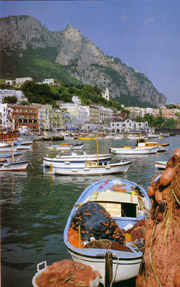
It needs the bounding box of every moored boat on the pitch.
[110,146,158,155]
[0,141,18,152]
[0,151,22,163]
[46,142,84,151]
[0,160,29,172]
[43,151,112,168]
[136,138,170,152]
[51,160,131,176]
[64,178,151,285]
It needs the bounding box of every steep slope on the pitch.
[0,15,166,107]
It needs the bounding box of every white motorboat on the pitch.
[110,146,158,155]
[64,178,151,285]
[136,138,170,152]
[0,160,29,172]
[43,151,112,168]
[51,160,131,176]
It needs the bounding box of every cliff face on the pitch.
[0,15,166,107]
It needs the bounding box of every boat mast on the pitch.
[11,143,14,163]
[97,133,99,166]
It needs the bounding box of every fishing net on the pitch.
[71,201,125,244]
[35,259,100,287]
[136,151,180,287]
[85,239,132,252]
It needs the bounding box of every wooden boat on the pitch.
[64,178,151,285]
[51,160,131,176]
[46,142,84,151]
[43,151,112,168]
[110,146,158,155]
[155,161,167,170]
[0,160,29,172]
[0,127,19,141]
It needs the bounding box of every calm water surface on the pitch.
[1,136,180,287]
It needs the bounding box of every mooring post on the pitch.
[105,251,113,287]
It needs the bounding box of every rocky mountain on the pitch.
[0,15,166,107]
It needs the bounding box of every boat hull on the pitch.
[53,161,131,176]
[43,153,112,168]
[0,161,29,172]
[67,248,142,285]
[110,146,158,155]
[0,152,22,162]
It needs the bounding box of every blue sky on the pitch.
[1,0,180,104]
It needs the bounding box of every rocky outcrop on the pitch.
[0,15,166,106]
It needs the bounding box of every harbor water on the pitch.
[1,136,180,287]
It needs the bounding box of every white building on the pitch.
[0,103,12,128]
[43,79,54,85]
[110,119,149,133]
[33,104,53,130]
[99,106,113,123]
[102,88,110,101]
[60,103,89,128]
[0,89,28,104]
[72,96,81,105]
[5,80,14,86]
[15,77,33,86]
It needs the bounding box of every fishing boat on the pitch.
[43,151,112,168]
[50,160,131,176]
[0,141,19,152]
[64,178,151,285]
[136,138,170,152]
[0,143,29,172]
[155,161,167,170]
[46,142,84,151]
[15,140,33,150]
[0,160,29,172]
[50,134,131,175]
[0,127,19,141]
[109,146,158,155]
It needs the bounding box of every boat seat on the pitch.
[88,190,138,204]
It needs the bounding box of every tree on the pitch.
[3,96,17,104]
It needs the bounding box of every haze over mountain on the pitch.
[0,15,167,107]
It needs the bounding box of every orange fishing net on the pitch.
[36,259,100,287]
[136,151,180,287]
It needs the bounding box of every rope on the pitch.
[172,188,180,204]
[110,253,119,287]
[149,222,163,287]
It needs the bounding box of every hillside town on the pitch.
[0,77,180,135]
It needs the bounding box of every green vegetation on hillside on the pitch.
[135,114,177,129]
[114,95,157,108]
[0,48,81,86]
[19,81,121,110]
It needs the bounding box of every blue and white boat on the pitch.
[64,178,151,285]
[43,151,112,168]
[0,151,22,163]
